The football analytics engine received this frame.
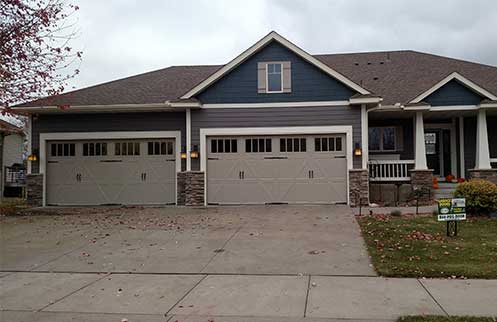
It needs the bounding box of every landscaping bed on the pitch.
[357,214,497,278]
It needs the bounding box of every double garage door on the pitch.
[207,134,347,204]
[46,139,176,206]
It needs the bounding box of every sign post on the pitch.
[437,198,466,237]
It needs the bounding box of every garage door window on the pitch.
[50,143,75,157]
[115,142,140,156]
[211,139,237,153]
[280,138,306,152]
[315,137,342,152]
[246,138,271,153]
[148,141,174,155]
[83,142,107,156]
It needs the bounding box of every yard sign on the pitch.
[438,198,466,236]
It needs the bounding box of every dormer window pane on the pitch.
[267,63,282,92]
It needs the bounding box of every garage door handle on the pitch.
[239,171,245,179]
[141,173,147,181]
[76,173,81,182]
[308,170,314,179]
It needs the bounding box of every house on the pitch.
[12,32,497,207]
[0,119,25,198]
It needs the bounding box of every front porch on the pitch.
[365,107,497,204]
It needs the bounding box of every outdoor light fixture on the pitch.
[190,145,199,159]
[181,146,187,159]
[27,150,38,162]
[354,143,362,156]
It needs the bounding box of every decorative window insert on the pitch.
[82,142,107,156]
[210,139,237,153]
[115,142,140,156]
[245,138,272,153]
[314,137,343,152]
[267,63,283,92]
[50,143,75,157]
[368,127,397,151]
[148,141,174,155]
[280,138,307,152]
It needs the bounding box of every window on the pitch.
[115,142,140,156]
[315,137,343,152]
[82,142,107,156]
[245,138,272,153]
[368,127,397,151]
[211,139,237,153]
[148,141,174,155]
[280,138,306,152]
[50,143,75,157]
[267,63,282,92]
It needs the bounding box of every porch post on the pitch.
[414,111,428,170]
[361,104,368,169]
[475,108,491,169]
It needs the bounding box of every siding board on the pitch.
[425,80,484,106]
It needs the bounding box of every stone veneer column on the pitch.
[26,173,43,207]
[349,169,369,207]
[179,171,205,206]
[410,169,433,205]
[469,169,497,185]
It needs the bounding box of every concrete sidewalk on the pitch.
[1,272,496,321]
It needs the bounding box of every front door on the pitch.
[425,129,451,177]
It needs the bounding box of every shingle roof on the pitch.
[18,50,497,107]
[0,119,23,134]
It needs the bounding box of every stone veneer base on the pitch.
[177,171,205,206]
[349,169,369,207]
[409,169,434,205]
[26,173,43,207]
[469,169,497,185]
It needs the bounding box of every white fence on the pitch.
[368,160,415,182]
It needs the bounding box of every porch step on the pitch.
[434,182,458,200]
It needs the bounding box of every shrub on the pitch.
[390,209,402,217]
[454,179,497,215]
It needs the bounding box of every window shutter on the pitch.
[282,61,292,93]
[257,62,266,93]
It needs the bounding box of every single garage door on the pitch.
[46,139,176,205]
[207,135,347,204]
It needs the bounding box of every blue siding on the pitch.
[425,80,484,106]
[197,41,357,103]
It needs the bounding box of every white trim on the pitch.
[181,31,370,99]
[459,117,465,178]
[166,101,202,108]
[199,125,354,206]
[12,103,183,113]
[26,115,32,174]
[410,72,497,103]
[475,108,492,169]
[450,118,458,177]
[38,131,181,207]
[414,112,428,170]
[350,97,383,105]
[202,100,350,109]
[186,108,192,171]
[265,62,284,93]
[491,158,497,163]
[428,105,478,112]
[361,104,368,169]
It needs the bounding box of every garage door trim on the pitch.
[39,131,181,206]
[200,126,353,206]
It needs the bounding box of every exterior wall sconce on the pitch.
[27,149,39,161]
[181,146,187,160]
[354,143,362,156]
[190,145,199,159]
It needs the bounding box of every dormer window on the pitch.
[267,63,283,92]
[257,61,291,94]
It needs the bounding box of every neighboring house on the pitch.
[0,119,25,198]
[12,31,497,207]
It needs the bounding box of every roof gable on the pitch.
[181,31,370,99]
[197,40,357,104]
[410,72,497,105]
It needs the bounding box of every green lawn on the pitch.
[357,215,497,278]
[397,317,495,322]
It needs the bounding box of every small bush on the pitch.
[390,209,402,217]
[454,179,497,215]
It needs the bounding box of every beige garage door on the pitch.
[207,135,347,204]
[46,139,176,206]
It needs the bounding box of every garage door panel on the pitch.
[207,134,348,205]
[46,139,176,205]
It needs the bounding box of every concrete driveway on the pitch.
[1,205,374,276]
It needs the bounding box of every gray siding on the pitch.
[31,112,186,173]
[425,80,484,106]
[190,105,363,169]
[197,41,356,103]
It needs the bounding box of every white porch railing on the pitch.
[368,160,415,182]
